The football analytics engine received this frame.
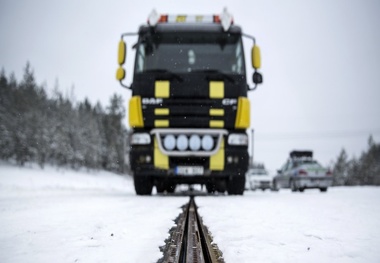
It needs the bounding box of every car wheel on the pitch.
[134,175,153,195]
[299,187,305,192]
[320,187,328,192]
[271,180,279,192]
[290,180,298,192]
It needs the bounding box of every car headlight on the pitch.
[131,133,151,145]
[228,134,248,145]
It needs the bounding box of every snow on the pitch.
[0,163,188,263]
[197,189,380,263]
[1,162,380,263]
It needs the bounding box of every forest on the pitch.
[0,63,128,173]
[0,63,379,184]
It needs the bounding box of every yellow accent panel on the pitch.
[235,97,250,129]
[155,81,170,98]
[155,120,169,127]
[154,138,168,169]
[252,45,261,69]
[209,120,224,128]
[209,109,224,116]
[155,108,169,115]
[209,81,224,98]
[210,139,224,171]
[129,96,144,128]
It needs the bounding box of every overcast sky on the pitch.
[1,0,380,172]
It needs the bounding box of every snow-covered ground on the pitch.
[1,162,379,263]
[197,189,380,263]
[0,163,187,263]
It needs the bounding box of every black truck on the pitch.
[116,9,263,195]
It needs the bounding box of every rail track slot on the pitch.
[159,197,224,263]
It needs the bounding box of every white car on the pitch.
[245,166,273,191]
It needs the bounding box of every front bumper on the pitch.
[250,180,272,190]
[130,143,248,184]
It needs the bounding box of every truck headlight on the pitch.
[228,134,248,145]
[131,133,151,145]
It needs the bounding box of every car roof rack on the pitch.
[290,150,313,159]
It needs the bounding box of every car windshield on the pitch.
[135,32,245,75]
[295,160,323,169]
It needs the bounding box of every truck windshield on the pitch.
[135,32,245,75]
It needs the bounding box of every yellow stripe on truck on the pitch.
[209,81,224,98]
[155,120,169,127]
[210,139,224,171]
[209,120,224,128]
[235,97,250,129]
[209,109,224,116]
[129,96,144,128]
[154,138,168,169]
[155,108,169,115]
[155,81,170,98]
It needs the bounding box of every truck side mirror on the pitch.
[116,40,127,81]
[251,45,261,69]
[118,40,126,65]
[253,72,263,84]
[277,169,282,174]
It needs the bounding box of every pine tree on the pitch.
[333,148,348,186]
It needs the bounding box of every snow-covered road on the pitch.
[1,163,379,263]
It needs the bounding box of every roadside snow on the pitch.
[0,163,187,263]
[1,162,379,263]
[197,188,380,263]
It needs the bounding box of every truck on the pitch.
[116,9,263,195]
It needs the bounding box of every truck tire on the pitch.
[320,187,328,192]
[134,175,153,195]
[166,183,176,193]
[156,181,166,193]
[206,183,216,194]
[227,175,245,195]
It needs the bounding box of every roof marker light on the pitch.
[147,8,234,31]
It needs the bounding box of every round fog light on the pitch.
[163,135,175,150]
[189,135,201,151]
[202,135,213,151]
[177,135,188,151]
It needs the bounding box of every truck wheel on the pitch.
[206,183,216,194]
[134,175,153,195]
[227,175,245,195]
[320,187,328,192]
[156,181,166,193]
[166,183,176,193]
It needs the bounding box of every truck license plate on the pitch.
[176,166,204,176]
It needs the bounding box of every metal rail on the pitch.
[161,197,224,263]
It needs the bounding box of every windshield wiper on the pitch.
[192,69,235,83]
[143,69,183,82]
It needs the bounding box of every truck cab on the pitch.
[116,9,263,195]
